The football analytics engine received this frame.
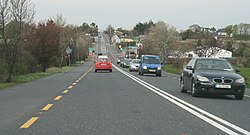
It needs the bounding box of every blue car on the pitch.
[138,55,162,77]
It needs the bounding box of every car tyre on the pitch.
[129,69,132,72]
[191,81,199,97]
[235,93,244,100]
[110,69,112,72]
[180,79,187,93]
[156,73,161,77]
[95,69,97,72]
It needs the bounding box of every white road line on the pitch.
[113,64,250,135]
[244,95,250,98]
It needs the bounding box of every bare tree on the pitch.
[195,33,221,57]
[142,21,179,61]
[0,0,35,82]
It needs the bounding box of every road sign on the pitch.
[65,46,72,54]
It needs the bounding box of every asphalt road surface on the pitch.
[0,33,250,135]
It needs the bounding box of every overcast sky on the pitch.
[33,0,250,31]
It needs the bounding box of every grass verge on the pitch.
[0,64,80,90]
[162,64,250,88]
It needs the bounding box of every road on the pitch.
[0,33,250,135]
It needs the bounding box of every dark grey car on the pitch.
[180,57,245,100]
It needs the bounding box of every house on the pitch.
[183,48,232,58]
[214,29,228,40]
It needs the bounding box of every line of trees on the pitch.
[0,0,98,83]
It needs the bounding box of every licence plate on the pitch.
[149,70,156,72]
[101,64,107,66]
[215,84,231,89]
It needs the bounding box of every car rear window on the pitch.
[98,58,110,62]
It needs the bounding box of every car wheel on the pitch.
[156,73,161,77]
[180,79,187,93]
[141,72,144,76]
[235,93,244,100]
[129,69,132,72]
[110,69,112,72]
[138,71,141,75]
[191,81,198,97]
[95,69,97,72]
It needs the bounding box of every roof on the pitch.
[193,57,227,61]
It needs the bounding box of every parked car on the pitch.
[95,56,112,72]
[116,56,123,64]
[180,57,245,100]
[121,58,132,68]
[129,59,140,71]
[138,55,162,77]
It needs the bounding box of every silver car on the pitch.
[129,59,140,71]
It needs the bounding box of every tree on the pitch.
[142,21,178,60]
[195,33,220,57]
[25,20,60,72]
[105,24,114,41]
[133,20,155,36]
[0,0,35,82]
[52,14,66,27]
[225,25,233,36]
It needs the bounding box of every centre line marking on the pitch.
[63,90,69,94]
[68,86,73,89]
[20,117,39,129]
[76,80,80,83]
[54,96,62,101]
[42,104,53,111]
[72,83,77,85]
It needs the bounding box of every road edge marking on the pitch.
[113,64,250,135]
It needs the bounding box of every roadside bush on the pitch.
[244,57,250,68]
[13,62,28,76]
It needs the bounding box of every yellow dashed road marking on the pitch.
[72,83,77,85]
[42,104,53,111]
[68,86,73,89]
[54,96,62,101]
[76,80,79,83]
[20,117,39,129]
[63,90,69,94]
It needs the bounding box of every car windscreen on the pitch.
[195,59,234,71]
[132,60,140,63]
[124,59,132,63]
[143,56,161,64]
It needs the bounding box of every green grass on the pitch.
[162,64,250,88]
[237,67,250,88]
[162,64,182,75]
[0,65,78,90]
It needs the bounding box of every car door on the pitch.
[183,59,195,91]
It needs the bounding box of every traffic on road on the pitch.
[0,33,249,135]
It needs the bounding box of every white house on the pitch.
[183,48,232,58]
[111,35,121,44]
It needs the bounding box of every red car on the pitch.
[95,56,112,72]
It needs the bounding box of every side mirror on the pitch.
[186,66,193,70]
[235,68,240,73]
